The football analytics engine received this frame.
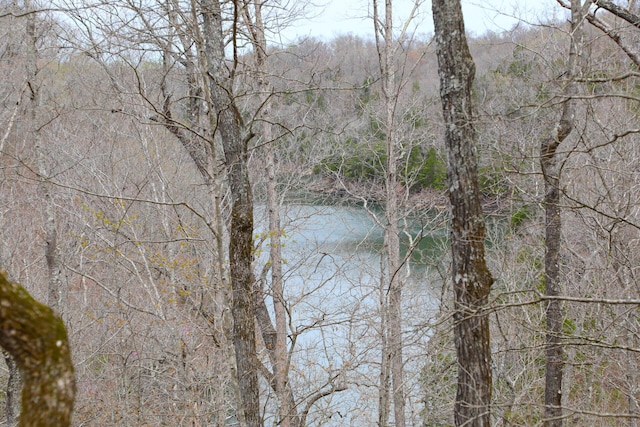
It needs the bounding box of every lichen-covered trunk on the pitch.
[0,272,76,427]
[3,350,20,426]
[432,1,494,426]
[202,1,260,424]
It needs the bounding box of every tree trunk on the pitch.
[432,1,494,426]
[3,350,20,427]
[26,0,62,311]
[244,2,298,424]
[541,159,563,427]
[201,1,261,424]
[378,281,391,427]
[373,1,406,425]
[160,6,239,423]
[265,131,294,427]
[0,272,76,427]
[541,2,587,425]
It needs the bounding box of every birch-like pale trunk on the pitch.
[242,1,299,425]
[372,1,406,425]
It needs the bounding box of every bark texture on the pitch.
[202,1,261,424]
[593,0,640,28]
[586,1,640,66]
[3,350,21,426]
[0,272,76,427]
[541,2,587,425]
[432,1,494,426]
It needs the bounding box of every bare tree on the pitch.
[24,0,63,311]
[432,1,494,426]
[370,1,422,426]
[540,2,589,425]
[200,0,261,423]
[240,2,301,425]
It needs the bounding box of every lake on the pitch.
[255,203,446,425]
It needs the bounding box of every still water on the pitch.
[255,203,446,425]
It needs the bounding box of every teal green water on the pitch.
[270,203,449,272]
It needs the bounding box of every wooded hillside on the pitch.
[0,0,639,426]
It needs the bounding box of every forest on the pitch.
[0,0,639,426]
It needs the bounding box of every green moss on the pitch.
[0,272,76,426]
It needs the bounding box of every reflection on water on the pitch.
[254,203,445,426]
[274,203,447,265]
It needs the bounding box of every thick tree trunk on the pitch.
[432,1,494,426]
[202,1,261,425]
[0,272,76,427]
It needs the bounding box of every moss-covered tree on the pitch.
[0,272,75,427]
